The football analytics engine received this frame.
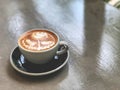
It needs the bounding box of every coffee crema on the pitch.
[18,30,58,51]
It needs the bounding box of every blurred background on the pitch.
[104,0,120,9]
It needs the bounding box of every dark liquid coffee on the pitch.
[18,30,58,51]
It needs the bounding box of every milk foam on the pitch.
[19,30,57,51]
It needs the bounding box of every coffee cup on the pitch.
[18,29,68,64]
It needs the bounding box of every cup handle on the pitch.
[56,41,68,55]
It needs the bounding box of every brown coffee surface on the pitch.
[19,30,58,51]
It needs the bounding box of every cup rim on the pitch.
[18,28,59,53]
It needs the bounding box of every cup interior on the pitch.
[18,29,59,53]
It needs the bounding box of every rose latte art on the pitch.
[18,30,58,51]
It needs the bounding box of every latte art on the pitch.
[19,30,58,51]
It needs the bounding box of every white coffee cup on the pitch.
[18,29,68,64]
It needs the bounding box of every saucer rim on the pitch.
[10,46,69,76]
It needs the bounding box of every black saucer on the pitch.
[10,47,69,76]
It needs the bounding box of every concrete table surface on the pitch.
[0,0,120,90]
